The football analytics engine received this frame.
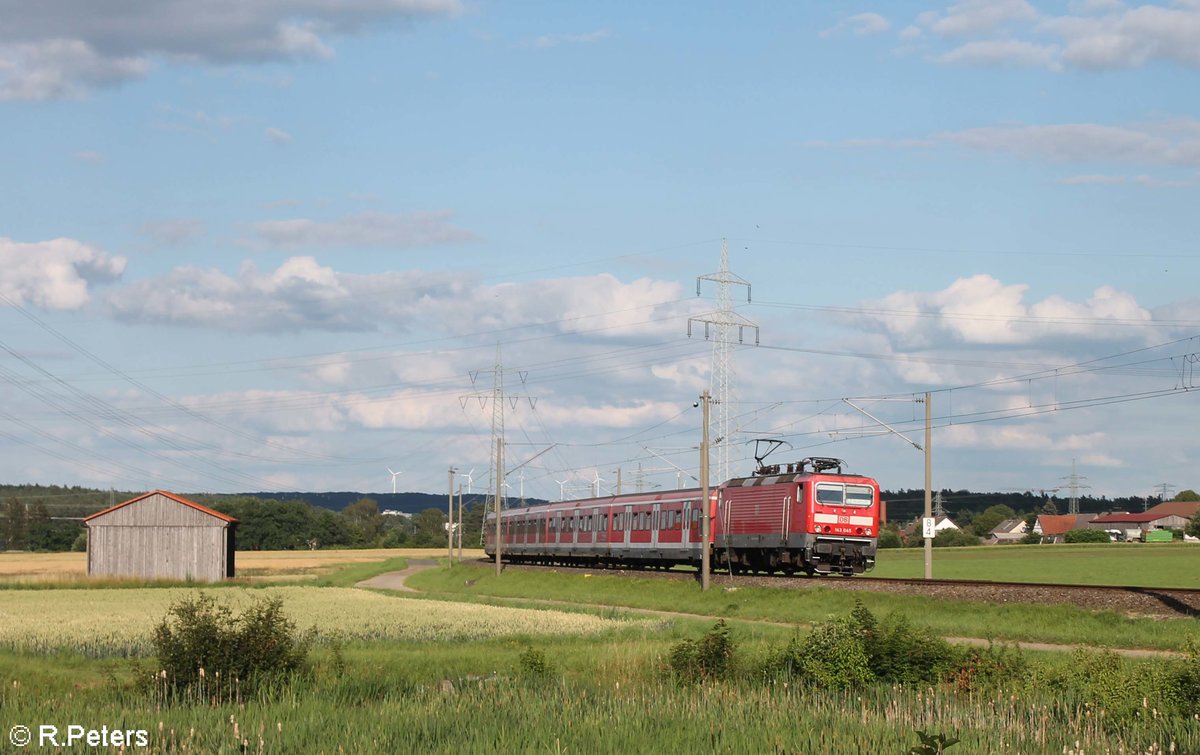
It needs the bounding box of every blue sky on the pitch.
[1,0,1198,506]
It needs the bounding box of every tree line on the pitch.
[2,484,1197,553]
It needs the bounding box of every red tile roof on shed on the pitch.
[1036,514,1083,536]
[1089,511,1157,524]
[83,490,238,524]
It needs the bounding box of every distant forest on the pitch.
[0,482,1179,553]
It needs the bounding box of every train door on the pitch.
[621,504,632,557]
[686,496,696,544]
[553,511,565,554]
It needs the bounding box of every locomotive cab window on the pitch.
[815,482,874,507]
[846,485,873,506]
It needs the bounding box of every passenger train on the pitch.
[484,457,879,576]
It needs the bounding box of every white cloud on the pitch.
[942,424,1107,451]
[821,13,892,38]
[0,39,149,100]
[1068,0,1126,12]
[941,122,1200,165]
[1040,4,1200,69]
[848,275,1156,350]
[0,0,461,100]
[74,150,106,162]
[927,0,1039,37]
[938,39,1062,69]
[106,257,689,337]
[813,119,1200,169]
[266,127,292,144]
[0,237,126,310]
[887,1,1200,71]
[250,211,477,249]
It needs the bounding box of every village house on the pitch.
[987,518,1028,544]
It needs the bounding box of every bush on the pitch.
[1061,649,1144,722]
[877,529,903,549]
[950,642,1027,693]
[1064,528,1110,544]
[667,620,734,685]
[765,603,1023,694]
[152,593,309,701]
[772,616,872,690]
[849,602,959,685]
[517,645,554,680]
[1019,531,1043,545]
[932,529,981,547]
[1187,511,1200,539]
[1163,637,1200,717]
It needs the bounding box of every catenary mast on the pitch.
[688,239,758,483]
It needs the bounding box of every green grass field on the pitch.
[870,542,1200,587]
[408,562,1199,651]
[4,553,1200,753]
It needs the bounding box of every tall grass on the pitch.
[5,661,1195,754]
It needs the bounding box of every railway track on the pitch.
[492,561,1200,618]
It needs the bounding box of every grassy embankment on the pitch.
[409,560,1199,652]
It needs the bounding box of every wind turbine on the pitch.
[458,468,475,495]
[591,471,606,497]
[387,468,403,494]
[555,479,570,502]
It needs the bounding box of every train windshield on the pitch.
[815,482,874,507]
[846,485,874,506]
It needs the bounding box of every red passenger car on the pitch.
[484,457,877,576]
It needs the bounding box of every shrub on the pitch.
[152,593,309,701]
[668,620,734,685]
[1163,637,1200,717]
[517,645,554,680]
[765,603,1023,694]
[1187,511,1200,539]
[1019,531,1043,545]
[1064,528,1110,544]
[769,617,872,690]
[849,602,958,685]
[932,529,980,548]
[877,529,903,549]
[950,642,1027,693]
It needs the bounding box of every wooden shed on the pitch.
[83,490,237,582]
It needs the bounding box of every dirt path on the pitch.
[355,558,439,592]
[357,562,1183,658]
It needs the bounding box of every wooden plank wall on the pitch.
[87,493,230,582]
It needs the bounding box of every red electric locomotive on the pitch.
[484,457,878,576]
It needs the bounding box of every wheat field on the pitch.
[0,548,482,583]
[0,585,639,656]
